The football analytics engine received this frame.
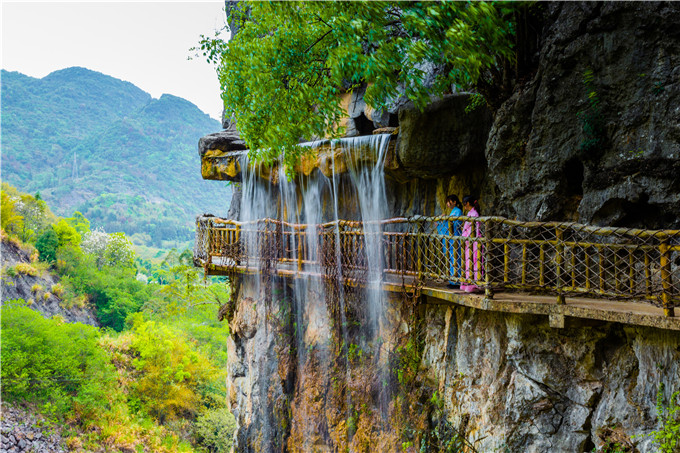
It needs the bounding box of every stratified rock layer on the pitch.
[421,304,678,452]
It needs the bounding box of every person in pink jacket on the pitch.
[460,195,483,293]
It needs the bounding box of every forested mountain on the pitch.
[1,67,230,247]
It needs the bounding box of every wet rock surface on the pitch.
[198,127,248,159]
[1,405,65,453]
[423,305,679,452]
[396,94,493,180]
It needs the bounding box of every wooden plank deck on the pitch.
[202,260,680,331]
[421,284,680,331]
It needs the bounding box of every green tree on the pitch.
[128,316,218,422]
[65,210,91,235]
[53,218,81,247]
[105,232,135,269]
[81,228,135,270]
[1,183,56,243]
[202,1,515,168]
[194,407,236,453]
[17,193,54,243]
[1,187,24,236]
[35,227,59,263]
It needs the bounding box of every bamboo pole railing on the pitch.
[194,215,680,316]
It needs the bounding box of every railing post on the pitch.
[203,218,214,275]
[503,225,512,284]
[297,226,304,272]
[207,218,215,258]
[417,221,424,280]
[235,223,241,265]
[467,218,476,289]
[660,237,674,317]
[484,219,494,299]
[337,222,345,275]
[555,227,565,304]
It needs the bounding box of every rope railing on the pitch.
[195,215,680,316]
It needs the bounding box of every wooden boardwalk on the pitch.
[196,215,680,319]
[202,261,680,331]
[420,283,680,331]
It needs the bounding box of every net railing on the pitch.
[195,215,680,316]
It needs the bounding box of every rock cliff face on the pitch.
[199,2,680,451]
[385,1,680,225]
[225,276,679,452]
[486,2,680,227]
[0,238,99,326]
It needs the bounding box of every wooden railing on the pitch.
[195,215,680,316]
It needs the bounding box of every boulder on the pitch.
[198,127,247,159]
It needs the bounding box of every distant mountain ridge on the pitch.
[1,67,229,247]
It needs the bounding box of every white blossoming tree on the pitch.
[81,228,135,269]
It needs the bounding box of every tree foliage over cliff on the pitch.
[200,1,517,167]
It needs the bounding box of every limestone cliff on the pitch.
[486,2,680,227]
[225,276,678,452]
[200,2,680,227]
[198,2,680,451]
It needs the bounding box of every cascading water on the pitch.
[236,134,393,450]
[342,134,390,333]
[338,135,393,424]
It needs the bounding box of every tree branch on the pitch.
[304,29,333,54]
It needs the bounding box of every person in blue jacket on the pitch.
[437,195,463,288]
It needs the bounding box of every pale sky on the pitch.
[1,1,228,120]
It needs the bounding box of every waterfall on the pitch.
[237,134,392,449]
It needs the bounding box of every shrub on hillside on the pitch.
[53,218,81,247]
[51,283,65,297]
[4,265,18,277]
[14,262,38,276]
[57,248,149,331]
[194,407,236,453]
[1,304,117,420]
[127,315,219,423]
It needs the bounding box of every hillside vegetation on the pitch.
[1,185,235,452]
[1,67,230,248]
